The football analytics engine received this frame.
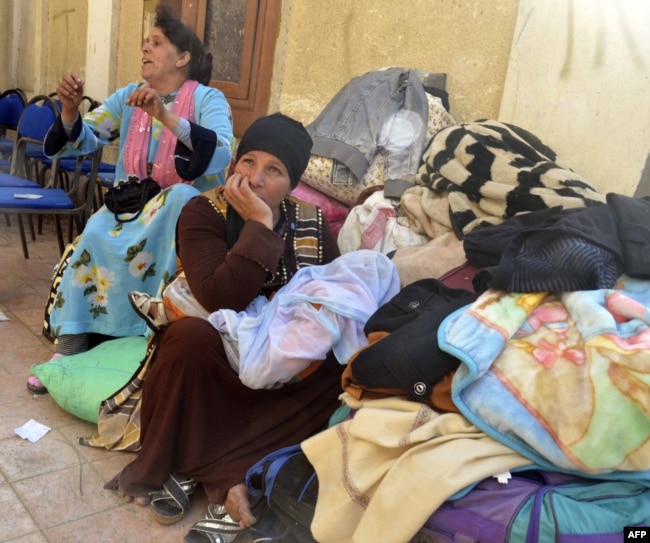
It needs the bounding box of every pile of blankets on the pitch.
[290,116,650,543]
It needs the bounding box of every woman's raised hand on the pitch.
[126,87,168,122]
[223,173,274,229]
[56,72,85,122]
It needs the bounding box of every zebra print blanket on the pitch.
[414,120,606,237]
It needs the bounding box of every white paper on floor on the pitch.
[14,419,51,442]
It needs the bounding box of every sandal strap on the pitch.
[194,517,244,535]
[130,291,153,314]
[149,299,169,329]
[150,473,197,511]
[187,518,244,543]
[187,510,288,543]
[128,291,169,331]
[207,503,229,519]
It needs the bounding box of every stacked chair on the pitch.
[0,88,27,171]
[39,95,117,212]
[0,94,102,258]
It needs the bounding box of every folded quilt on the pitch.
[439,274,650,478]
[415,120,606,236]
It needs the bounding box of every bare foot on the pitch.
[104,472,151,506]
[118,489,151,506]
[224,483,256,528]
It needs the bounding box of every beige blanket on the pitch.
[387,185,466,286]
[302,394,532,543]
[391,231,466,287]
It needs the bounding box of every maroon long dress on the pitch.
[109,193,343,504]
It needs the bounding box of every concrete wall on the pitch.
[274,0,519,125]
[499,0,650,196]
[2,0,647,195]
[44,0,88,95]
[1,0,518,122]
[0,0,57,96]
[0,2,11,92]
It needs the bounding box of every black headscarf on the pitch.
[235,113,312,188]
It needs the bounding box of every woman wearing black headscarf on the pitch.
[103,113,342,536]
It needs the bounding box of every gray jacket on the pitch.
[306,67,447,195]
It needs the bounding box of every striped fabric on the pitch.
[416,120,606,237]
[79,334,159,451]
[287,195,323,268]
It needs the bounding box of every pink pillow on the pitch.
[291,181,350,238]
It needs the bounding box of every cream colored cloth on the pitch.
[391,231,467,287]
[399,184,453,239]
[390,185,467,286]
[302,394,532,543]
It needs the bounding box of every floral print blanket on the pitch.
[48,185,200,339]
[439,274,650,479]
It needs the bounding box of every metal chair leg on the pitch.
[27,214,36,240]
[54,216,65,255]
[17,214,29,258]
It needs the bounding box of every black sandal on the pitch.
[27,375,48,395]
[150,473,197,525]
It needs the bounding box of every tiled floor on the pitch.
[0,217,209,543]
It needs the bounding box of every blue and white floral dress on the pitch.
[44,82,233,340]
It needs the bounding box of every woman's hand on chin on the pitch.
[224,173,274,229]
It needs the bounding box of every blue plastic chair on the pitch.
[0,94,101,258]
[0,94,60,229]
[38,95,117,211]
[0,149,102,258]
[0,94,60,183]
[41,154,116,190]
[0,88,27,160]
[0,89,27,174]
[0,157,11,173]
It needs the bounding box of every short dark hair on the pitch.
[154,4,211,85]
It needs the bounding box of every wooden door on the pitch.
[162,0,280,137]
